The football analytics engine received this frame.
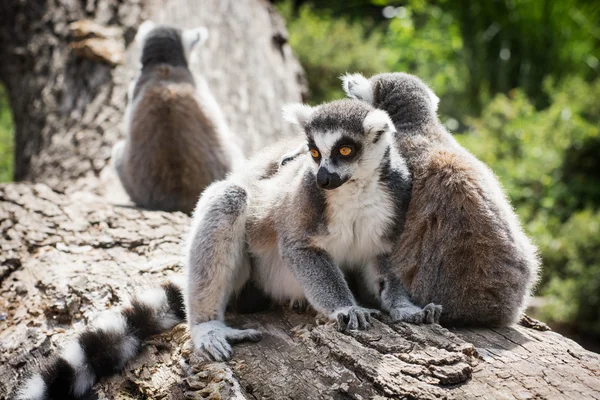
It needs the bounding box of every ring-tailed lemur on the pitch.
[341,72,540,326]
[112,21,243,214]
[185,99,442,360]
[16,99,441,399]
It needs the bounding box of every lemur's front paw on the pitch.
[390,303,442,324]
[330,306,381,331]
[190,321,262,361]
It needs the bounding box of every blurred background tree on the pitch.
[275,0,600,348]
[0,0,598,348]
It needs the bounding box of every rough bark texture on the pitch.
[0,0,304,193]
[1,184,600,400]
[1,1,599,400]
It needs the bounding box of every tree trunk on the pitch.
[0,1,599,399]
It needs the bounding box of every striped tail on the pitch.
[16,281,186,400]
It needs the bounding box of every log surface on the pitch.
[1,183,599,399]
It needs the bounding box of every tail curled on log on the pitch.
[16,281,186,400]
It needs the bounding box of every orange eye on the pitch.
[310,149,320,158]
[339,147,352,156]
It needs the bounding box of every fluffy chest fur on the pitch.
[316,178,395,267]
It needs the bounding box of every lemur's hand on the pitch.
[191,321,262,361]
[329,306,380,331]
[390,303,442,324]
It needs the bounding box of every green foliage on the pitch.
[280,0,600,337]
[0,83,14,182]
[373,0,600,110]
[279,2,390,104]
[458,76,600,335]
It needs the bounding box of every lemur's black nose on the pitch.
[317,168,347,190]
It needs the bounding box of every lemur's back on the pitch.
[112,23,240,214]
[124,65,231,213]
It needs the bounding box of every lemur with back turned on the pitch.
[112,21,243,214]
[16,98,442,400]
[342,72,540,326]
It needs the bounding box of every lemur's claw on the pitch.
[191,321,262,361]
[390,303,442,325]
[331,306,380,331]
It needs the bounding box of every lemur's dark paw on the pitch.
[330,306,380,331]
[390,303,442,325]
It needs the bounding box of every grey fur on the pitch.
[342,72,540,326]
[112,23,243,214]
[185,99,440,360]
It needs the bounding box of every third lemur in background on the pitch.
[342,72,540,327]
[112,21,243,214]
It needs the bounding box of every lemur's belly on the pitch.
[253,249,305,302]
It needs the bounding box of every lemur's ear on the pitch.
[341,73,374,104]
[282,103,315,127]
[363,109,395,141]
[425,86,440,112]
[135,20,156,45]
[182,26,209,54]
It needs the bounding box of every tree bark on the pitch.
[0,1,599,399]
[0,0,304,192]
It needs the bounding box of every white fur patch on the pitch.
[72,367,95,398]
[182,27,209,54]
[341,73,374,104]
[282,103,315,127]
[313,131,342,159]
[135,20,155,45]
[137,287,168,312]
[92,311,127,335]
[320,176,396,267]
[118,335,140,368]
[280,143,309,167]
[425,86,440,112]
[61,341,96,397]
[17,373,46,400]
[363,109,395,135]
[127,80,136,103]
[169,275,186,292]
[62,341,86,369]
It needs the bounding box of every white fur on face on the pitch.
[312,131,355,179]
[313,131,342,160]
[17,373,46,400]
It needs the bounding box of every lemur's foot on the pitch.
[190,321,262,361]
[289,298,309,312]
[330,306,381,331]
[390,303,442,324]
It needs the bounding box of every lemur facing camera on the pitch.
[16,99,442,400]
[112,21,243,214]
[342,72,540,327]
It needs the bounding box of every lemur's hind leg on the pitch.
[185,181,261,361]
[373,256,442,325]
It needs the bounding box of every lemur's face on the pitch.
[283,99,395,190]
